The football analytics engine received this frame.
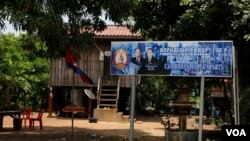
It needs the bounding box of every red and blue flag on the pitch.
[65,47,94,85]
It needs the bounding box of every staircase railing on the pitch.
[115,76,121,109]
[97,74,102,108]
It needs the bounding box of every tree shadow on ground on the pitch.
[0,126,165,141]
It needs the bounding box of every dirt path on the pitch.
[0,112,165,141]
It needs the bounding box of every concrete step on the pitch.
[93,108,118,122]
[93,108,130,122]
[114,112,123,122]
[122,115,130,122]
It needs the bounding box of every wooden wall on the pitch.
[49,39,134,88]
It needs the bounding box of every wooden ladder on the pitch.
[97,76,121,109]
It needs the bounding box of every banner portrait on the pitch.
[111,41,233,77]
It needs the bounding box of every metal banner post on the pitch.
[233,46,239,124]
[198,77,205,141]
[129,76,136,141]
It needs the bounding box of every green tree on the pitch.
[131,0,249,87]
[239,87,250,124]
[0,33,48,110]
[132,0,187,40]
[131,0,249,123]
[172,0,235,40]
[231,0,250,41]
[0,33,31,109]
[0,0,136,57]
[137,76,176,114]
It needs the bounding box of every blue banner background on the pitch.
[111,41,233,77]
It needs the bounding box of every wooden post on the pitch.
[71,71,75,139]
[48,86,53,117]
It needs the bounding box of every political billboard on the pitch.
[111,41,233,77]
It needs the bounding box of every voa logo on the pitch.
[226,129,246,136]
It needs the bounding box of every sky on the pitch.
[2,13,114,35]
[2,21,25,35]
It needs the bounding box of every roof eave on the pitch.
[94,36,144,40]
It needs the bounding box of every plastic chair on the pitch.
[21,108,33,128]
[29,109,44,130]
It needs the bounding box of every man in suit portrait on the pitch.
[130,48,144,74]
[142,48,159,74]
[131,48,143,66]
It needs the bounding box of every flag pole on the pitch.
[65,46,94,140]
[88,87,93,118]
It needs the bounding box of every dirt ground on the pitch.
[0,112,166,141]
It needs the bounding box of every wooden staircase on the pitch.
[97,76,121,109]
[94,76,129,122]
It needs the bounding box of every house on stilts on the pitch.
[49,25,144,122]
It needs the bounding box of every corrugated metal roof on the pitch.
[94,25,143,39]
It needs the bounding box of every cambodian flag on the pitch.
[65,47,94,85]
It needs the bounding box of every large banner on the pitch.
[111,41,233,77]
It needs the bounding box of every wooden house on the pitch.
[49,25,144,121]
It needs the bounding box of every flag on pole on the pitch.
[65,47,94,85]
